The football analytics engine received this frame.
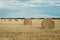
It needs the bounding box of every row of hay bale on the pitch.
[0,18,55,29]
[24,18,55,29]
[0,19,19,21]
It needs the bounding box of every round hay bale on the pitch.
[41,18,55,29]
[24,18,32,25]
[14,19,18,21]
[9,19,12,21]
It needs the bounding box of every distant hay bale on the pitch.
[3,19,6,21]
[24,18,32,26]
[1,19,5,21]
[41,18,55,29]
[14,19,18,21]
[9,19,12,21]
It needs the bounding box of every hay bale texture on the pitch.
[41,18,55,29]
[24,18,32,25]
[14,19,18,21]
[9,19,12,21]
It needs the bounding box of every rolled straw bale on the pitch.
[24,18,32,25]
[41,18,55,29]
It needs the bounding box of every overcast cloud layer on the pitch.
[0,0,60,18]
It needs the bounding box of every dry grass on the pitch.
[0,19,60,40]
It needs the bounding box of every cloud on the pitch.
[7,10,60,18]
[0,0,60,9]
[8,12,51,18]
[54,1,60,6]
[48,0,60,6]
[0,1,5,8]
[0,7,60,18]
[0,0,60,18]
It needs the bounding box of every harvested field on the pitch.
[0,18,60,40]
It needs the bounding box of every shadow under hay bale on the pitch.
[24,18,32,26]
[41,18,55,29]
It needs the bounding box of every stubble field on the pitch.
[0,19,60,40]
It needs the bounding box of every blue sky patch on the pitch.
[0,0,60,18]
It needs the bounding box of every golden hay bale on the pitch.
[9,19,12,21]
[41,18,55,29]
[24,18,32,25]
[14,19,18,21]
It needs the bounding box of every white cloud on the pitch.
[0,1,5,8]
[54,1,60,6]
[48,0,60,6]
[7,11,54,18]
[55,4,60,6]
[48,1,55,6]
[0,0,60,9]
[31,0,47,2]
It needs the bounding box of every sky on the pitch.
[0,0,60,18]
